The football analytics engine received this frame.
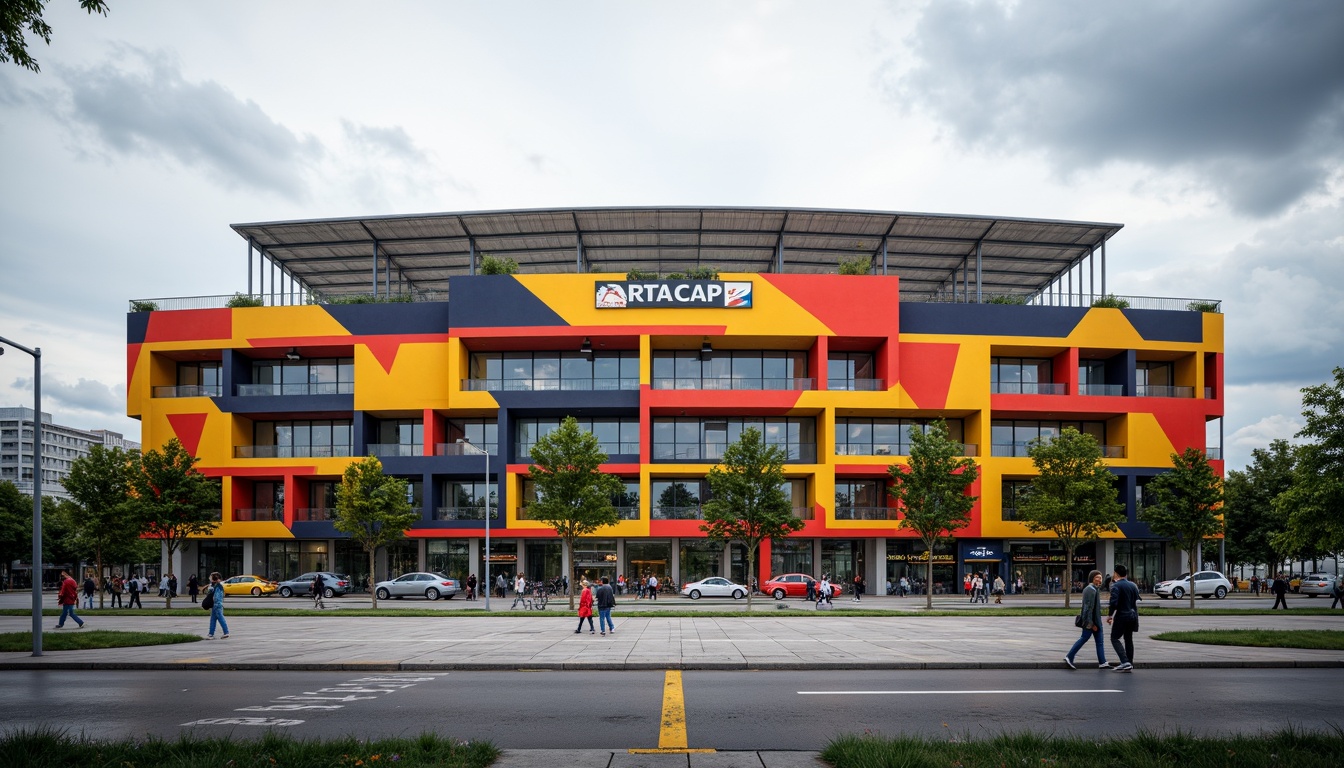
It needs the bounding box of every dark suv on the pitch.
[276,572,351,598]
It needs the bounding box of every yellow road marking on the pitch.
[629,670,715,754]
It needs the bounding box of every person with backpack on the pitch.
[204,571,229,639]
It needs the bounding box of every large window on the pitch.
[236,480,283,522]
[516,417,639,459]
[427,540,470,582]
[678,539,724,583]
[295,481,336,522]
[1001,479,1032,521]
[244,420,353,458]
[1113,541,1164,592]
[627,540,672,583]
[370,419,423,457]
[196,540,242,582]
[652,417,816,462]
[244,358,353,396]
[770,539,813,577]
[650,479,708,519]
[437,481,497,520]
[467,351,639,391]
[652,350,811,390]
[520,479,639,520]
[835,480,892,520]
[990,420,1106,457]
[161,362,222,397]
[1136,361,1189,397]
[827,352,879,391]
[991,357,1060,395]
[439,419,498,455]
[835,418,965,456]
[525,540,564,583]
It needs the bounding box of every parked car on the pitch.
[680,577,748,600]
[761,573,843,600]
[1298,573,1335,597]
[220,574,278,597]
[1155,571,1231,599]
[375,572,461,601]
[276,572,351,598]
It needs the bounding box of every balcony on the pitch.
[653,443,817,463]
[233,507,282,522]
[1101,446,1126,459]
[1204,447,1223,460]
[827,378,886,392]
[1136,385,1195,398]
[518,441,638,460]
[294,508,333,522]
[234,445,354,458]
[367,443,422,458]
[461,378,638,392]
[435,443,495,456]
[153,385,221,398]
[433,506,499,521]
[834,444,978,458]
[651,377,816,391]
[992,443,1124,459]
[1079,384,1125,396]
[791,506,815,520]
[652,505,704,520]
[518,505,639,521]
[991,382,1067,395]
[236,382,354,396]
[835,506,899,521]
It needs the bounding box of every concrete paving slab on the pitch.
[610,752,691,767]
[754,752,829,767]
[494,750,616,768]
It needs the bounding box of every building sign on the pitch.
[959,541,1004,561]
[595,280,753,309]
[1009,541,1094,564]
[887,551,956,563]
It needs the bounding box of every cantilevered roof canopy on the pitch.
[231,206,1122,301]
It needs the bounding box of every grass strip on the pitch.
[0,728,497,768]
[4,606,1342,618]
[1152,629,1344,651]
[0,630,202,653]
[823,728,1344,768]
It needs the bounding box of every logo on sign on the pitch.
[724,282,752,307]
[595,283,627,308]
[968,546,995,558]
[594,280,753,309]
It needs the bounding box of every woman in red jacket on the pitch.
[55,570,85,629]
[574,583,595,634]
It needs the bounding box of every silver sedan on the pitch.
[374,572,461,601]
[680,577,748,600]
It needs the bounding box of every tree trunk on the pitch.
[369,547,378,609]
[164,542,174,610]
[565,536,576,611]
[925,541,934,610]
[1188,544,1197,611]
[1063,547,1073,609]
[96,546,104,610]
[746,545,755,611]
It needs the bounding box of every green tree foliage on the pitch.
[1142,448,1225,609]
[1223,440,1295,573]
[333,456,417,609]
[838,256,872,275]
[1275,366,1344,557]
[59,445,137,607]
[701,427,805,610]
[0,481,32,588]
[479,254,519,274]
[124,438,221,608]
[526,416,625,609]
[1,0,107,72]
[1091,294,1131,309]
[888,420,980,609]
[1017,428,1125,608]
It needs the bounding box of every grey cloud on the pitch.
[12,376,121,418]
[341,121,422,160]
[889,1,1344,216]
[335,120,472,208]
[59,47,321,200]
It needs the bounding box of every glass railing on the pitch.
[834,444,978,457]
[236,382,354,396]
[294,508,333,522]
[234,445,353,458]
[792,506,815,520]
[367,443,422,458]
[651,506,704,520]
[1101,445,1126,459]
[433,506,499,521]
[1204,387,1215,399]
[153,385,222,398]
[991,382,1067,395]
[651,377,817,391]
[1204,447,1223,460]
[461,378,639,392]
[1079,384,1125,396]
[827,378,886,391]
[519,505,639,521]
[435,443,495,456]
[1136,385,1194,398]
[233,507,282,522]
[653,443,817,463]
[835,506,899,521]
[994,443,1117,458]
[518,441,639,459]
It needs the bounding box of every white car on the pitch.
[374,572,461,601]
[1298,573,1335,597]
[680,577,748,600]
[1155,570,1231,600]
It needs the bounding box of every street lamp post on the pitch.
[0,335,43,657]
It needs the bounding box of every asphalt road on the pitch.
[2,668,1340,749]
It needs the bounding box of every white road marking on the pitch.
[798,689,1123,695]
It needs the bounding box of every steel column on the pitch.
[372,241,380,297]
[247,239,254,295]
[469,237,476,276]
[1101,240,1107,297]
[881,239,888,276]
[975,241,982,303]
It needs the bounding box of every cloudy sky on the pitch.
[1,0,1341,471]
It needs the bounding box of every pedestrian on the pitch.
[81,574,96,609]
[969,573,981,603]
[54,570,85,629]
[467,573,477,601]
[1330,574,1343,610]
[805,576,817,602]
[495,573,507,599]
[964,573,972,596]
[647,573,659,600]
[852,573,864,602]
[899,575,910,597]
[993,575,1006,604]
[1271,572,1289,610]
[595,576,616,636]
[168,573,178,598]
[1064,570,1111,670]
[818,574,832,607]
[187,573,200,604]
[127,573,142,609]
[109,575,123,608]
[205,571,229,639]
[515,573,527,599]
[1250,575,1259,595]
[1015,573,1024,595]
[575,581,595,634]
[159,575,169,598]
[312,572,326,609]
[1106,564,1140,672]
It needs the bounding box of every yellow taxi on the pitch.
[220,574,279,596]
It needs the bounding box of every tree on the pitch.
[701,427,805,610]
[0,481,31,589]
[333,456,417,609]
[526,416,625,609]
[59,444,137,608]
[888,420,980,609]
[123,438,221,609]
[1141,448,1225,610]
[1223,440,1296,577]
[479,254,518,274]
[1016,428,1126,608]
[2,0,107,72]
[1275,367,1344,557]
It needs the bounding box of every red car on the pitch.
[762,573,844,600]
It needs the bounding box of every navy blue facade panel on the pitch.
[447,276,570,329]
[492,391,641,414]
[325,301,451,336]
[1121,309,1203,343]
[291,521,341,539]
[226,394,355,417]
[1103,351,1129,391]
[900,303,1089,337]
[127,311,151,344]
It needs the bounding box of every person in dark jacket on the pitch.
[1271,573,1289,609]
[1064,570,1111,669]
[595,576,616,636]
[187,573,200,603]
[1106,564,1140,672]
[81,575,96,609]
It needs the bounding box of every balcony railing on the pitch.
[367,443,422,458]
[153,385,222,398]
[294,508,333,522]
[433,506,499,521]
[835,506,899,521]
[1079,384,1125,397]
[651,377,816,391]
[652,505,704,520]
[1204,387,1215,399]
[827,378,886,391]
[991,382,1067,395]
[233,507,282,522]
[653,443,817,463]
[1136,385,1194,398]
[1203,447,1223,460]
[518,441,638,459]
[435,443,495,456]
[791,506,815,520]
[518,505,639,521]
[128,291,448,311]
[461,378,639,392]
[234,445,353,459]
[1101,445,1126,459]
[834,444,978,458]
[993,443,1124,458]
[236,382,354,396]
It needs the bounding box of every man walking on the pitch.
[54,570,85,629]
[1330,574,1343,610]
[595,576,616,636]
[127,573,142,609]
[81,574,96,609]
[312,572,326,609]
[1271,572,1289,610]
[109,575,123,608]
[1106,564,1140,672]
[647,573,659,601]
[1064,570,1111,670]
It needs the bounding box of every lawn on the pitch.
[1152,629,1344,651]
[0,630,202,653]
